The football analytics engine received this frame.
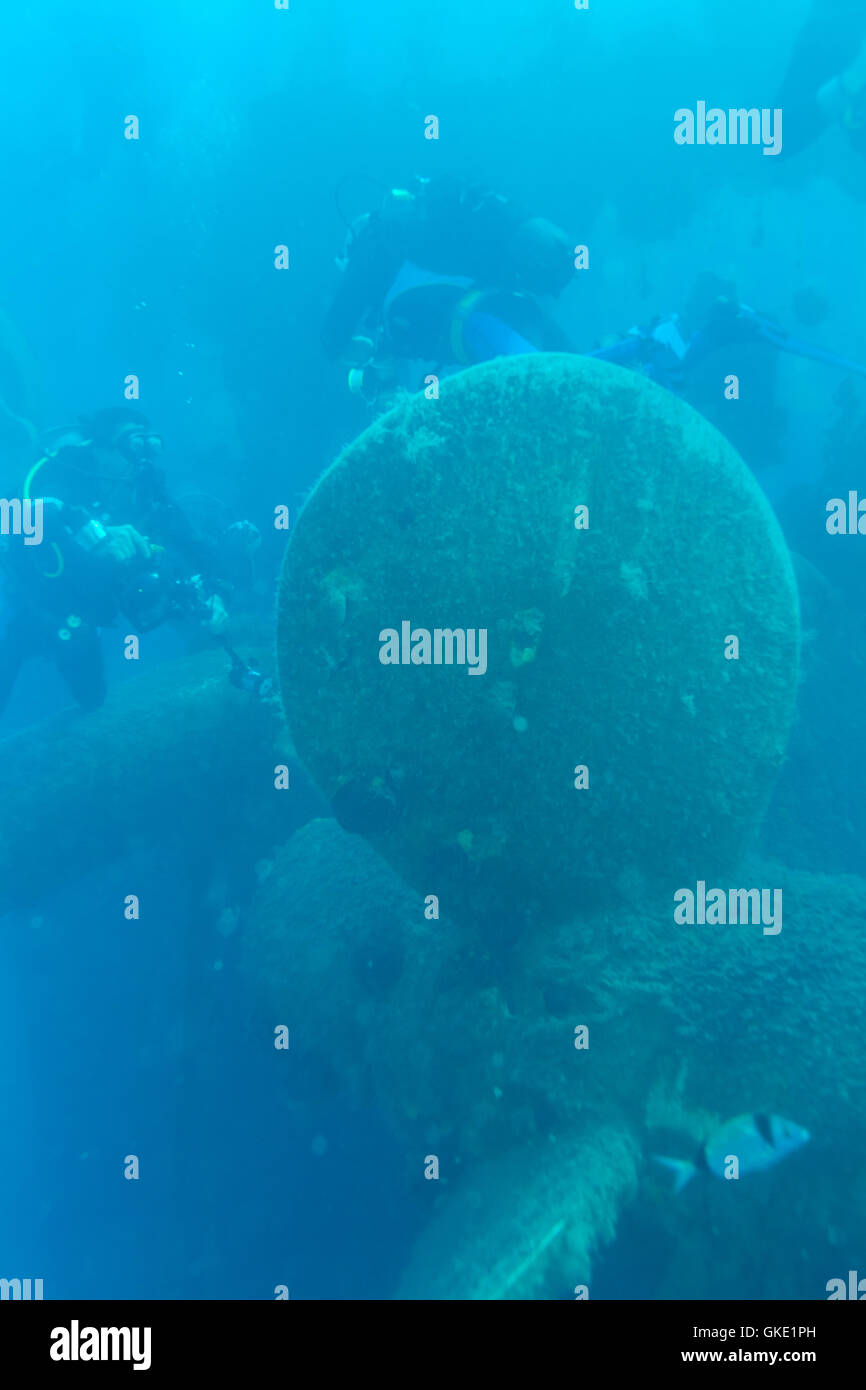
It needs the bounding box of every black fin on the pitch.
[754,1112,775,1147]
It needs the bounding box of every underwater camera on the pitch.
[121,568,211,632]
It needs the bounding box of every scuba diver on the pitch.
[324,175,866,474]
[588,295,866,389]
[584,290,866,473]
[323,174,575,407]
[775,0,866,160]
[0,407,266,717]
[325,175,866,410]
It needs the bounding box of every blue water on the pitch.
[1,0,864,1300]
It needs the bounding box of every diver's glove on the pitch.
[95,523,153,565]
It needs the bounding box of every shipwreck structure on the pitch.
[7,354,862,1298]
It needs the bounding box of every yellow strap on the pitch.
[450,291,486,366]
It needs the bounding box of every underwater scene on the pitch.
[1,0,865,1311]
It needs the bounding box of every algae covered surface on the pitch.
[253,351,834,1300]
[278,353,800,926]
[245,817,866,1298]
[6,0,866,1316]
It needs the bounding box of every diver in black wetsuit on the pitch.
[0,407,257,716]
[587,288,866,475]
[323,174,575,404]
[591,296,866,390]
[775,0,866,160]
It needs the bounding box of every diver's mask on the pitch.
[121,429,164,467]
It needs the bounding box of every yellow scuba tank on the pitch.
[450,291,488,366]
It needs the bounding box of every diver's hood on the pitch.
[38,424,90,457]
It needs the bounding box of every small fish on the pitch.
[654,1113,810,1192]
